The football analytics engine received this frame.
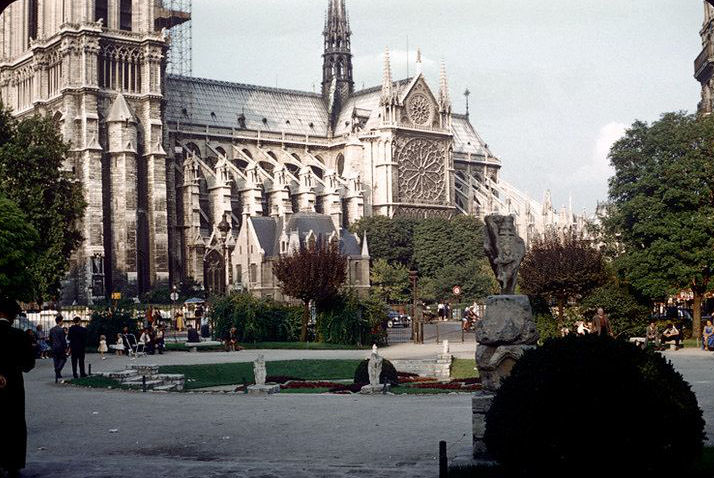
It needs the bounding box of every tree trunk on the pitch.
[693,291,703,345]
[300,300,310,342]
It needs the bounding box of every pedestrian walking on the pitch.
[49,315,68,382]
[591,308,613,337]
[68,316,88,379]
[0,298,36,478]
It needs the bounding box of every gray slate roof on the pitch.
[165,75,330,137]
[249,212,363,258]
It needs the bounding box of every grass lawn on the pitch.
[164,342,368,352]
[448,447,714,477]
[451,358,478,379]
[159,359,362,389]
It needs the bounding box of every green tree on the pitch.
[370,259,410,304]
[273,241,347,342]
[0,194,40,301]
[0,107,86,301]
[350,216,416,266]
[413,216,486,278]
[430,258,497,304]
[606,112,714,338]
[520,231,606,323]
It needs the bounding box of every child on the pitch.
[111,333,125,356]
[98,334,108,360]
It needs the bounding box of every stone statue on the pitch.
[253,354,266,386]
[484,215,526,295]
[368,351,383,387]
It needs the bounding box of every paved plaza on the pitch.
[18,344,714,477]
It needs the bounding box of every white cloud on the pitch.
[554,122,627,187]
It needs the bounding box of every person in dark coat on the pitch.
[67,316,88,379]
[49,315,68,382]
[0,298,36,477]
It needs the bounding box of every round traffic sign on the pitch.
[453,286,462,296]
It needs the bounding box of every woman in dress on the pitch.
[98,335,108,360]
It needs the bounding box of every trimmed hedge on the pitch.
[485,334,705,475]
[87,309,140,347]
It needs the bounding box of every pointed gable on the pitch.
[399,74,440,129]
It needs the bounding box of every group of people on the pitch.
[109,324,167,357]
[560,308,614,337]
[48,315,89,382]
[645,321,684,349]
[462,306,480,331]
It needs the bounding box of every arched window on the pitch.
[120,0,132,31]
[336,154,345,177]
[95,0,108,24]
[215,146,227,158]
[27,0,38,45]
[186,142,201,158]
[310,166,324,179]
[241,149,252,160]
[266,151,278,161]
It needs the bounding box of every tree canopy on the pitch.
[273,241,347,341]
[0,104,86,301]
[351,214,491,303]
[0,194,40,301]
[520,231,606,321]
[605,112,714,336]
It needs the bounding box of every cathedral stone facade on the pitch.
[696,1,714,115]
[0,0,584,304]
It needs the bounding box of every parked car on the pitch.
[386,310,411,328]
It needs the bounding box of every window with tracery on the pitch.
[119,0,133,31]
[98,45,142,93]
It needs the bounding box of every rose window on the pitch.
[397,138,445,203]
[408,94,431,125]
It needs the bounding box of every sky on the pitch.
[191,0,704,214]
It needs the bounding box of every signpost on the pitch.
[111,292,121,310]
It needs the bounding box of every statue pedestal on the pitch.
[360,384,390,394]
[473,294,539,457]
[247,384,280,395]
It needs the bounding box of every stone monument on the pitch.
[361,345,389,394]
[472,215,538,458]
[247,354,280,394]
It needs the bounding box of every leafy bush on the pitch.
[317,292,388,347]
[353,358,399,386]
[87,309,140,347]
[580,283,651,338]
[485,335,705,475]
[210,293,301,343]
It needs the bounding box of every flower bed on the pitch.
[266,376,305,384]
[399,376,439,384]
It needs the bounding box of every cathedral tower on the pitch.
[696,1,714,114]
[0,0,184,304]
[322,0,353,126]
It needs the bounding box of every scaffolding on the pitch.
[156,0,192,77]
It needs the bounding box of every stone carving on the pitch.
[484,215,525,295]
[368,350,383,387]
[473,215,538,459]
[253,354,266,386]
[474,295,538,346]
[397,137,446,204]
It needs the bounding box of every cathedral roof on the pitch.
[165,75,330,137]
[248,212,363,258]
[452,114,494,157]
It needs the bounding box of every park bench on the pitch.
[628,337,646,349]
[183,340,221,352]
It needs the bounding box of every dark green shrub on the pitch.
[87,309,140,347]
[485,335,705,476]
[317,292,388,346]
[353,358,398,386]
[210,293,301,343]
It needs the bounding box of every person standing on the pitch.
[591,308,613,337]
[49,315,68,382]
[67,316,88,379]
[0,298,36,478]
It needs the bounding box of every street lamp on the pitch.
[217,213,231,294]
[409,270,421,344]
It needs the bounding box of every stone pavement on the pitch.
[19,344,713,477]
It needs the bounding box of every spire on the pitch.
[415,48,423,76]
[381,47,393,103]
[439,61,451,110]
[322,0,353,108]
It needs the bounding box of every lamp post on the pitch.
[217,213,231,295]
[409,270,420,344]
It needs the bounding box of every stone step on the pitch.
[153,384,178,392]
[123,379,164,389]
[155,374,184,382]
[127,364,160,375]
[102,370,137,380]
